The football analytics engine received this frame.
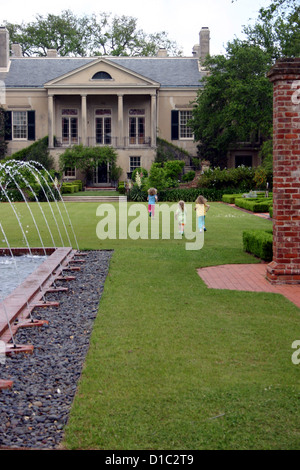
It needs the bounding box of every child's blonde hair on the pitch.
[148,187,157,195]
[178,200,185,211]
[195,195,207,205]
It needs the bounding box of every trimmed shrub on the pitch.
[118,181,126,194]
[73,179,83,191]
[269,206,273,218]
[235,197,273,212]
[243,230,273,261]
[61,183,79,194]
[222,194,244,204]
[157,187,232,202]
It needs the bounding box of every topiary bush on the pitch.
[222,193,244,204]
[243,230,273,261]
[235,197,273,212]
[118,181,126,194]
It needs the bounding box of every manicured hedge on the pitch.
[243,230,273,261]
[222,194,244,204]
[157,187,237,202]
[61,183,80,194]
[222,192,273,205]
[269,206,273,218]
[235,197,273,212]
[73,180,83,191]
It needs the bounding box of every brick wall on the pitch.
[267,58,300,284]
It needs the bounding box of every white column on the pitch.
[118,94,124,147]
[48,95,54,148]
[81,94,87,146]
[151,93,157,147]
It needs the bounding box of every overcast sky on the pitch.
[2,0,272,56]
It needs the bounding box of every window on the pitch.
[64,167,76,178]
[92,71,112,80]
[4,110,35,141]
[129,109,145,145]
[235,155,253,167]
[13,111,27,139]
[171,110,193,140]
[179,111,193,139]
[95,109,112,145]
[62,109,78,145]
[130,156,141,172]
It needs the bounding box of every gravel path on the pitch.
[0,250,112,450]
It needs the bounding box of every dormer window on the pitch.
[92,71,112,80]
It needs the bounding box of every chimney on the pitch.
[0,27,10,70]
[47,49,58,58]
[193,27,210,60]
[11,43,22,57]
[199,27,210,61]
[157,48,168,58]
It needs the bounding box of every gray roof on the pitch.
[0,56,204,89]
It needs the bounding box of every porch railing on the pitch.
[54,136,152,148]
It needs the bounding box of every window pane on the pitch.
[179,111,193,139]
[13,111,27,139]
[129,109,145,116]
[95,109,111,115]
[104,117,111,144]
[62,116,78,144]
[138,117,145,144]
[96,117,103,144]
[130,156,141,172]
[65,167,76,177]
[96,116,111,144]
[129,117,136,144]
[62,109,78,116]
[62,118,69,143]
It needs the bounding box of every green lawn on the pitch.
[1,200,300,450]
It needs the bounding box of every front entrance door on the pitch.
[93,162,109,186]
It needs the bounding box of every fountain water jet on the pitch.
[0,160,84,389]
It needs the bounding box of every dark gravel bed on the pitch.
[0,249,112,450]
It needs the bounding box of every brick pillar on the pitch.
[266,58,300,284]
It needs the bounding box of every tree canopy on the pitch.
[244,0,300,59]
[189,41,273,167]
[190,0,299,167]
[4,10,182,57]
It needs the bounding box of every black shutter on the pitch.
[171,110,179,140]
[4,111,12,141]
[27,110,35,141]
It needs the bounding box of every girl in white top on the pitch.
[175,200,187,236]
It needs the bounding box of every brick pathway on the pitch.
[197,263,300,309]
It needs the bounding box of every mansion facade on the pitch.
[0,26,260,186]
